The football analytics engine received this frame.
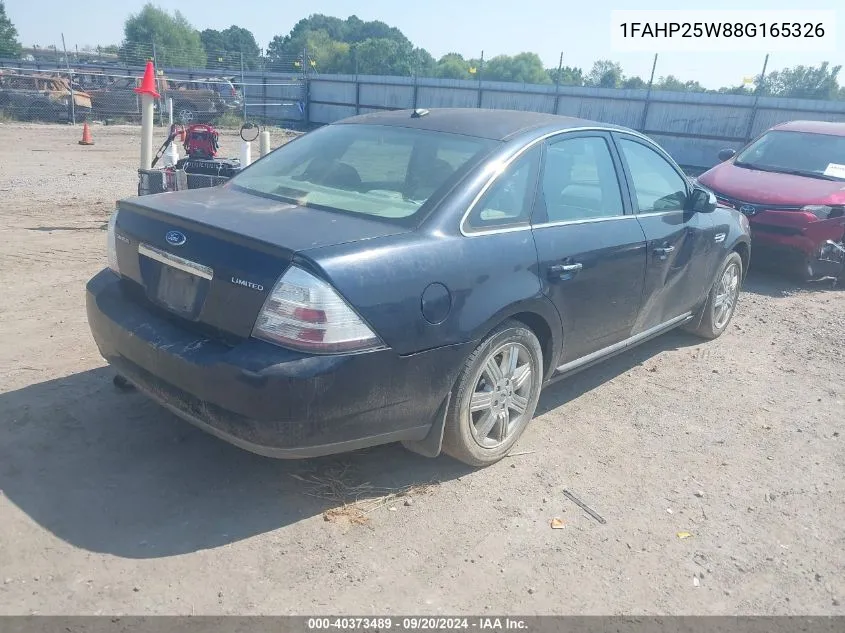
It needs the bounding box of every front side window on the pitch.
[735,130,845,181]
[539,136,624,223]
[231,124,496,225]
[619,138,688,212]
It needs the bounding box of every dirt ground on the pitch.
[0,123,843,616]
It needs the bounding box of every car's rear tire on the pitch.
[686,251,743,340]
[441,320,543,467]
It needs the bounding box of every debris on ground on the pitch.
[562,489,606,524]
[291,463,438,523]
[550,518,565,529]
[693,576,700,587]
[323,506,369,525]
[677,532,693,539]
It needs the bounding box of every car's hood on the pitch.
[699,162,845,206]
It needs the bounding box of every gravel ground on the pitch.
[0,123,843,616]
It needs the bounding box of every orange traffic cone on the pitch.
[134,60,161,99]
[78,122,94,146]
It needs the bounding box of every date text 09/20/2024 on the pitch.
[306,617,529,630]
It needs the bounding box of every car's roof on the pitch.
[335,108,630,141]
[770,120,845,137]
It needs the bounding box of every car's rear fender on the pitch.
[300,230,560,364]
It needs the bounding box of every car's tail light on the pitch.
[802,205,845,220]
[106,210,119,274]
[252,265,385,354]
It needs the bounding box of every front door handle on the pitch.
[653,245,675,260]
[548,262,583,280]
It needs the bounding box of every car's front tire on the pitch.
[442,320,543,467]
[686,251,743,340]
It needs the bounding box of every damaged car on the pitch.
[697,120,845,281]
[86,109,751,467]
[0,72,92,122]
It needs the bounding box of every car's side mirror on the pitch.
[718,148,737,162]
[689,186,717,214]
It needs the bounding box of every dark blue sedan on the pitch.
[86,108,751,467]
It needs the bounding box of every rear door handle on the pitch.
[653,245,675,259]
[548,262,583,280]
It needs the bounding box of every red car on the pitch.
[697,120,845,280]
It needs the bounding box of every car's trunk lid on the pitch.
[113,185,410,340]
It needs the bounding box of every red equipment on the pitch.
[182,124,219,159]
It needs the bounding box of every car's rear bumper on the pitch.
[86,269,470,458]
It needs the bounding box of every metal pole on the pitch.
[412,54,419,110]
[151,39,162,126]
[744,53,769,143]
[61,34,76,125]
[240,49,247,123]
[639,53,658,133]
[553,51,563,114]
[302,44,310,125]
[354,52,360,115]
[476,50,484,109]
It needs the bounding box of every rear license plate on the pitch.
[156,266,201,313]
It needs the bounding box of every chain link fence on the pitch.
[0,66,306,127]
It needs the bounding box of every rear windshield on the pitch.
[735,130,845,181]
[230,123,497,224]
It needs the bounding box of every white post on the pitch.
[259,130,271,157]
[167,98,174,126]
[240,140,252,168]
[139,94,155,170]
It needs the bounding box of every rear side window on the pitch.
[618,138,688,212]
[539,136,624,223]
[464,145,541,232]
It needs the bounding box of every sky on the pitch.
[5,0,845,88]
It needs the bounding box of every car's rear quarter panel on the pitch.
[303,230,561,363]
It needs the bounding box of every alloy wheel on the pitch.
[468,342,536,449]
[713,261,740,330]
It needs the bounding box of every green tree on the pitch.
[434,53,472,79]
[760,62,841,100]
[0,1,22,59]
[122,4,206,68]
[621,76,647,89]
[547,65,583,86]
[267,14,414,71]
[717,85,753,95]
[654,75,706,92]
[352,38,416,75]
[302,29,353,73]
[586,60,623,88]
[201,25,261,70]
[483,53,550,84]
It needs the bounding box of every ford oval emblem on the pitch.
[739,205,757,216]
[165,230,186,246]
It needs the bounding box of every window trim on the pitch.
[459,126,656,237]
[611,132,692,215]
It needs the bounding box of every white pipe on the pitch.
[240,140,252,168]
[139,94,155,170]
[167,98,174,126]
[259,130,271,157]
[165,139,180,168]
